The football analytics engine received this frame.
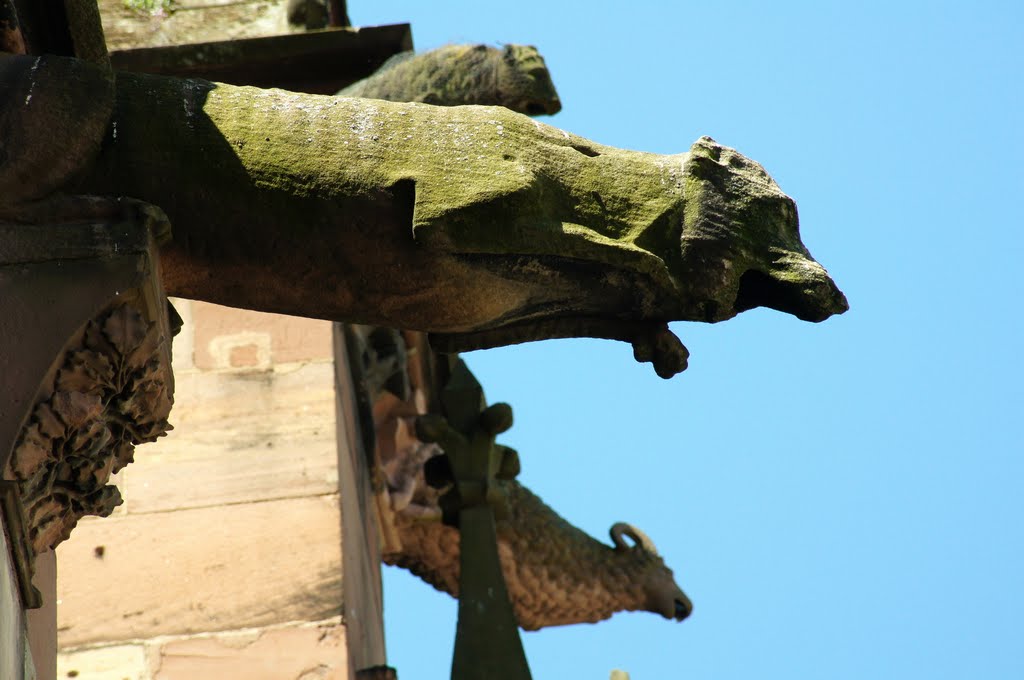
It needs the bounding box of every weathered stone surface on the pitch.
[98,0,292,51]
[122,362,338,514]
[152,622,346,680]
[1,196,172,624]
[5,302,174,555]
[1,516,34,680]
[388,484,692,630]
[339,44,562,116]
[57,643,148,680]
[27,551,56,680]
[190,302,333,370]
[0,58,841,376]
[332,327,387,671]
[56,495,342,646]
[4,52,845,376]
[0,0,27,54]
[0,53,114,204]
[98,1,410,95]
[354,328,691,629]
[62,0,110,65]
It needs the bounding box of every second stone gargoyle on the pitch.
[388,481,693,630]
[337,43,562,116]
[353,327,692,629]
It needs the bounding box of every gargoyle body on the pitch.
[389,481,692,630]
[2,50,846,377]
[338,43,562,116]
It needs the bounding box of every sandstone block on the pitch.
[57,644,148,680]
[57,495,343,647]
[153,622,346,680]
[122,362,338,514]
[190,303,333,370]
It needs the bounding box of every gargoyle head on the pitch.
[495,44,562,116]
[676,137,849,324]
[610,522,693,621]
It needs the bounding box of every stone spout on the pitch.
[1,54,846,376]
[387,481,693,630]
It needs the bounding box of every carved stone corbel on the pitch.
[0,196,176,598]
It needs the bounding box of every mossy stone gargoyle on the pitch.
[1,54,847,375]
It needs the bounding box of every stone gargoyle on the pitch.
[338,43,562,116]
[392,483,693,630]
[1,46,846,378]
[336,53,692,628]
[352,326,692,629]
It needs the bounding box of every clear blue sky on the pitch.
[354,2,1024,678]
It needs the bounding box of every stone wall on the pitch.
[97,0,295,51]
[55,300,351,680]
[1,518,37,680]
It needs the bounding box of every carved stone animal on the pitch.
[36,55,846,378]
[352,327,693,629]
[337,43,562,116]
[339,49,689,628]
[385,479,692,630]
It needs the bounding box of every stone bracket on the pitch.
[1,196,176,580]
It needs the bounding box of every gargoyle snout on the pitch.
[648,580,692,622]
[522,97,561,116]
[539,97,563,116]
[674,593,693,621]
[734,261,849,322]
[610,523,692,623]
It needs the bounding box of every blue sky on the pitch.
[357,2,1024,678]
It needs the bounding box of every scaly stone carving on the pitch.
[389,481,693,630]
[338,44,562,116]
[4,302,173,554]
[351,327,692,629]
